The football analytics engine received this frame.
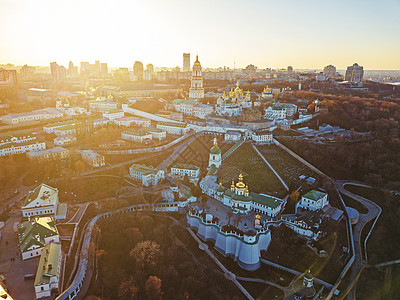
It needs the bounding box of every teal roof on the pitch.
[172,163,199,171]
[17,217,59,253]
[34,243,61,286]
[250,192,282,209]
[210,146,221,155]
[224,189,252,202]
[302,190,327,202]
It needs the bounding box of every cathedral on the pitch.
[189,55,204,101]
[216,82,252,116]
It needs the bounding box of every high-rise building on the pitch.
[323,65,336,78]
[101,63,108,76]
[0,68,18,86]
[183,53,190,72]
[345,63,364,82]
[50,62,66,82]
[80,62,90,77]
[189,55,204,100]
[68,61,78,76]
[94,60,101,74]
[133,61,144,81]
[287,66,293,74]
[20,65,36,80]
[144,64,154,81]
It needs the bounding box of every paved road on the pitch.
[335,180,382,300]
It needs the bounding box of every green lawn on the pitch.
[219,143,287,198]
[256,144,319,190]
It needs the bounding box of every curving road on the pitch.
[335,180,382,300]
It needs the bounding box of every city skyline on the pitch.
[1,0,400,70]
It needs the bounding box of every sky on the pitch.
[1,0,400,70]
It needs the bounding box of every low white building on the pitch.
[26,147,68,161]
[103,110,124,121]
[93,117,109,128]
[224,131,242,141]
[171,163,200,180]
[264,106,287,120]
[34,243,62,299]
[122,129,153,143]
[156,121,190,135]
[113,116,151,127]
[1,108,63,125]
[296,190,329,212]
[251,130,273,144]
[43,121,76,134]
[81,150,105,167]
[129,164,165,187]
[148,128,167,140]
[54,135,76,146]
[89,101,119,112]
[0,134,37,145]
[21,184,66,219]
[53,125,76,137]
[17,217,59,260]
[0,139,46,156]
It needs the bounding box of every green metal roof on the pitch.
[302,190,327,202]
[207,165,218,175]
[34,243,61,286]
[224,189,252,202]
[250,192,283,209]
[23,184,58,207]
[210,146,221,155]
[171,163,199,171]
[17,217,59,253]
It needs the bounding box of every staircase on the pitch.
[222,138,245,161]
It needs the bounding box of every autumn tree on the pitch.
[130,241,162,270]
[118,277,139,299]
[145,276,163,300]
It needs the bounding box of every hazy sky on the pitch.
[1,0,400,69]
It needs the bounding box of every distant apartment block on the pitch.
[323,65,336,78]
[183,53,191,72]
[81,150,105,167]
[54,135,76,146]
[0,68,17,86]
[121,129,153,143]
[345,63,364,82]
[129,164,165,187]
[1,108,63,125]
[224,131,242,141]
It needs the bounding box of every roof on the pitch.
[81,150,103,159]
[23,184,58,207]
[226,131,241,136]
[171,163,199,171]
[130,164,161,175]
[210,146,221,155]
[17,217,59,253]
[302,190,327,202]
[54,124,75,131]
[26,147,67,157]
[34,243,61,286]
[157,121,187,128]
[253,129,272,136]
[123,128,152,136]
[207,165,218,176]
[224,189,252,202]
[251,192,283,209]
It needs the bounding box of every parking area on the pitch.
[0,216,38,300]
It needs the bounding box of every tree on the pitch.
[118,277,139,299]
[129,241,162,270]
[145,276,163,300]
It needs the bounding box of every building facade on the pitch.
[129,164,165,186]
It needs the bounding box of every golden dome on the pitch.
[236,173,246,189]
[255,214,261,220]
[193,55,201,66]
